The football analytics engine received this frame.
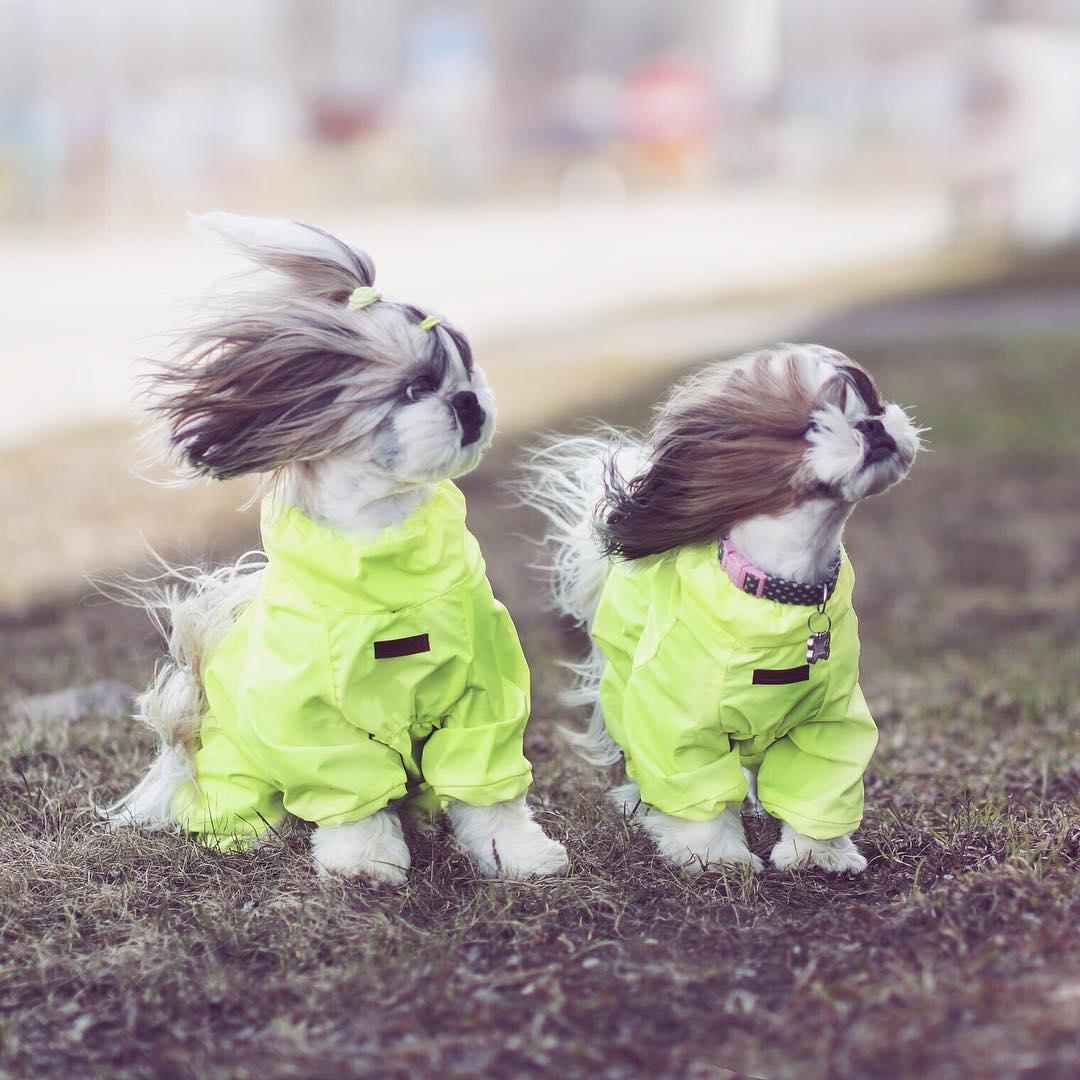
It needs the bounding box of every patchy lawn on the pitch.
[2,266,1079,1079]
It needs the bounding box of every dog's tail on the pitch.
[105,554,266,828]
[517,432,646,765]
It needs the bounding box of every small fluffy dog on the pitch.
[108,213,567,883]
[521,344,919,875]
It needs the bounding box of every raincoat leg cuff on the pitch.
[430,767,533,807]
[759,799,862,841]
[310,785,409,830]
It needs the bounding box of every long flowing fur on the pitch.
[106,555,266,828]
[145,213,464,482]
[517,433,644,765]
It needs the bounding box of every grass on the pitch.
[2,269,1080,1078]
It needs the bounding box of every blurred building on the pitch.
[1,0,1080,242]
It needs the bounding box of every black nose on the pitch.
[856,418,897,464]
[451,390,485,447]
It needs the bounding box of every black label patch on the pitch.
[752,665,810,686]
[373,633,431,659]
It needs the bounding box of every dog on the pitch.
[519,344,919,875]
[108,213,567,884]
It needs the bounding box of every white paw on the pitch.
[447,797,568,879]
[770,823,867,874]
[618,790,762,875]
[311,810,411,885]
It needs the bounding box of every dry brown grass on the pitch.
[2,267,1079,1079]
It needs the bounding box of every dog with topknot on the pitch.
[108,214,567,883]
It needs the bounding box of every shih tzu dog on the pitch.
[520,344,919,875]
[108,212,567,884]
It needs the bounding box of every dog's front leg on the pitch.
[446,795,568,879]
[769,821,867,874]
[311,808,411,884]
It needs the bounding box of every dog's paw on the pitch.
[447,797,569,879]
[311,811,411,885]
[489,831,569,880]
[770,824,867,875]
[674,840,763,877]
[637,802,763,876]
[683,851,764,877]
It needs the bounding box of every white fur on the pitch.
[311,810,411,884]
[518,434,647,765]
[446,796,569,879]
[730,498,853,585]
[770,821,868,874]
[106,557,265,828]
[611,782,762,875]
[192,211,375,298]
[520,433,626,627]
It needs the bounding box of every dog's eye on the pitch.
[404,375,438,402]
[801,420,819,437]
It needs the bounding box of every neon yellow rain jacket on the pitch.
[175,482,533,848]
[592,544,878,840]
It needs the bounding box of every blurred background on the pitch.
[2,0,1080,611]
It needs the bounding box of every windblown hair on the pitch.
[595,346,870,560]
[145,213,471,480]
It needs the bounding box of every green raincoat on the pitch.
[175,482,533,848]
[592,543,878,840]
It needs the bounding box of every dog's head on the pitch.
[146,213,494,488]
[598,344,920,559]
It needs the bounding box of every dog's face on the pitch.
[598,343,921,559]
[147,214,494,491]
[366,310,496,485]
[792,345,919,502]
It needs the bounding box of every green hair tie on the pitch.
[418,315,440,331]
[347,285,381,311]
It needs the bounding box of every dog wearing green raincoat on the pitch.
[521,344,919,875]
[107,213,567,884]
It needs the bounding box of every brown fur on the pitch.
[596,347,875,560]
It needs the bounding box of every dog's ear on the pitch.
[148,340,374,481]
[191,212,375,304]
[595,350,817,560]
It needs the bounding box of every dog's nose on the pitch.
[451,390,485,447]
[856,418,897,464]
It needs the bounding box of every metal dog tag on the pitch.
[806,631,831,664]
[806,608,832,665]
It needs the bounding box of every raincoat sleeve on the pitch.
[620,615,749,821]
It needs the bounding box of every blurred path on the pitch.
[1,187,1001,612]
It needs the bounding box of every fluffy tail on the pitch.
[517,432,646,765]
[105,553,266,828]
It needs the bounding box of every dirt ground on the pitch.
[1,255,1079,1079]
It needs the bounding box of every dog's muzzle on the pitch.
[856,418,897,465]
[452,391,485,447]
